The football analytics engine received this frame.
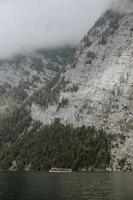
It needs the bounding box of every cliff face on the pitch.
[1,4,133,171]
[0,47,75,114]
[32,10,132,132]
[0,47,75,94]
[31,9,133,170]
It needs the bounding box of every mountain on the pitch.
[0,47,76,94]
[0,47,76,115]
[31,8,133,170]
[1,4,133,171]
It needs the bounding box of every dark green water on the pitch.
[0,172,132,200]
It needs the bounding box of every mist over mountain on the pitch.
[0,0,112,59]
[1,0,133,59]
[112,0,133,13]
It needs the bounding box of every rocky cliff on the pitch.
[0,47,75,114]
[30,7,133,170]
[1,2,133,171]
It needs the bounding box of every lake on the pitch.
[0,172,132,200]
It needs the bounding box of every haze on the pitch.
[0,0,113,59]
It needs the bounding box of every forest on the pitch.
[0,107,111,171]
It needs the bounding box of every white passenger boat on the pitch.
[49,168,72,173]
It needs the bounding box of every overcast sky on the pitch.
[0,0,113,59]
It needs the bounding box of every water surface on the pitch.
[0,172,132,200]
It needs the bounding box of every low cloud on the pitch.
[111,0,133,12]
[0,0,113,58]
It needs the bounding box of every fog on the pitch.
[0,0,118,58]
[112,0,133,12]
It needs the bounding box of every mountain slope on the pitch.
[32,10,127,130]
[0,47,76,94]
[0,47,76,114]
[30,9,133,170]
[1,5,133,171]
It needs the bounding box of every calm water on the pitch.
[0,172,132,200]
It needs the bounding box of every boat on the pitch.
[49,168,72,173]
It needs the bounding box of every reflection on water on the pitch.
[0,172,132,200]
